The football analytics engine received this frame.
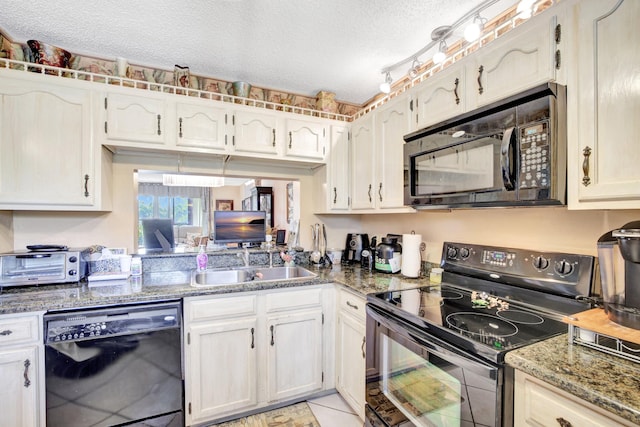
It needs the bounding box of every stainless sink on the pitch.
[191,266,316,287]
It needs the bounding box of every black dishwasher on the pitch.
[44,301,183,427]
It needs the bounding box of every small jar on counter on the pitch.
[131,257,142,276]
[429,267,443,284]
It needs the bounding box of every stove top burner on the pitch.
[445,312,519,338]
[497,309,544,325]
[440,289,463,300]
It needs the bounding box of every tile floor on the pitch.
[307,393,363,427]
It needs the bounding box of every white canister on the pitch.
[401,233,422,277]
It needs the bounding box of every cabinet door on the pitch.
[327,125,350,211]
[350,115,375,210]
[336,310,366,420]
[375,94,412,209]
[415,65,465,129]
[0,346,40,427]
[0,79,95,207]
[105,92,167,145]
[266,309,323,402]
[185,318,258,425]
[469,14,558,108]
[284,118,327,161]
[232,110,279,155]
[176,101,228,152]
[567,0,640,209]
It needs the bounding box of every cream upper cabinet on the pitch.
[104,92,167,145]
[567,0,640,209]
[327,125,350,211]
[335,288,366,420]
[0,71,110,211]
[467,12,560,108]
[175,100,228,152]
[375,93,413,209]
[0,313,44,427]
[514,370,635,427]
[284,117,327,161]
[231,109,280,156]
[350,114,376,210]
[414,64,466,129]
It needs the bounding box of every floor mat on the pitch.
[210,402,320,427]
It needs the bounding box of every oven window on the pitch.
[413,137,499,196]
[380,334,462,426]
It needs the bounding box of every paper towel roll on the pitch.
[401,233,422,278]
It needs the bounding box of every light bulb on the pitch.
[379,81,391,93]
[433,50,446,64]
[464,22,481,42]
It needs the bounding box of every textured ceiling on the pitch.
[0,0,518,105]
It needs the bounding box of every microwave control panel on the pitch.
[519,120,549,189]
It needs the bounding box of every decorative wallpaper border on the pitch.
[0,31,361,117]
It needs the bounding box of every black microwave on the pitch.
[403,83,567,209]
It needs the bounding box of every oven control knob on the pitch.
[555,260,573,276]
[447,247,458,259]
[69,256,77,263]
[532,256,549,270]
[460,248,470,259]
[68,269,77,276]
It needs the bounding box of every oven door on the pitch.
[366,304,502,427]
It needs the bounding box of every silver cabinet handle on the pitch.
[270,325,275,346]
[361,337,366,359]
[477,65,484,94]
[378,182,383,202]
[250,327,255,349]
[555,417,572,427]
[346,301,359,310]
[454,77,460,105]
[333,187,337,204]
[23,359,31,388]
[368,184,372,202]
[157,114,162,135]
[0,329,13,336]
[272,129,276,146]
[178,117,183,138]
[289,131,292,149]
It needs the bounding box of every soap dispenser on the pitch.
[196,245,208,271]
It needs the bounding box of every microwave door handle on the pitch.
[16,254,52,259]
[500,127,517,191]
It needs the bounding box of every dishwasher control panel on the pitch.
[44,302,181,343]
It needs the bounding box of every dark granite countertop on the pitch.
[506,334,640,425]
[0,264,431,314]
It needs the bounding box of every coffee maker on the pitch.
[597,221,640,329]
[342,233,369,264]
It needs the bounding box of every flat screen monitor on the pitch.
[214,210,266,246]
[141,218,175,252]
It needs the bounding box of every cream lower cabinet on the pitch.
[184,286,327,426]
[0,70,110,210]
[335,287,366,420]
[0,312,44,427]
[566,0,640,209]
[514,370,634,427]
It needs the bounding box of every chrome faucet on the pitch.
[237,248,250,267]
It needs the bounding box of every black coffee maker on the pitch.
[342,233,369,264]
[597,221,640,329]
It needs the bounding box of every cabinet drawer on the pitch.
[0,314,40,346]
[186,294,257,322]
[265,287,322,312]
[514,371,634,427]
[338,288,366,320]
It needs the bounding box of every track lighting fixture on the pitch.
[464,13,488,42]
[379,71,392,94]
[431,25,451,65]
[408,59,421,79]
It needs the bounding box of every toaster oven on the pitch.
[0,248,88,287]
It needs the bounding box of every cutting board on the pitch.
[563,308,640,345]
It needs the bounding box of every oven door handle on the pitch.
[500,127,517,191]
[367,304,499,381]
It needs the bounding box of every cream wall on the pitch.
[358,208,640,262]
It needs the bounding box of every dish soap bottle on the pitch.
[196,245,208,271]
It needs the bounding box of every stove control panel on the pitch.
[441,242,595,297]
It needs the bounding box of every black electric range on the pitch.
[367,241,597,364]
